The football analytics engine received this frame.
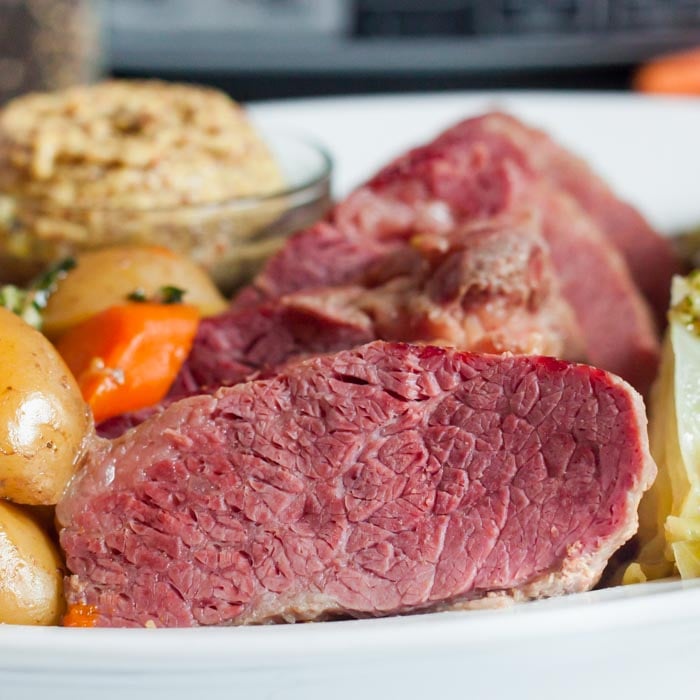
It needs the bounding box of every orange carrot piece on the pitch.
[635,48,700,95]
[63,604,99,628]
[56,302,200,423]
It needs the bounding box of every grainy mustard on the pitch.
[0,80,283,208]
[0,81,287,288]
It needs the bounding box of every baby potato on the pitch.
[42,245,228,339]
[0,307,91,505]
[0,500,64,625]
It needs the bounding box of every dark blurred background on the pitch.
[109,0,700,99]
[4,0,700,103]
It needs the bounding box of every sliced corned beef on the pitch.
[59,341,656,627]
[438,112,679,321]
[98,217,583,438]
[231,112,664,394]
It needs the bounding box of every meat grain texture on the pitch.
[101,111,671,442]
[456,112,678,322]
[59,342,656,627]
[99,216,582,438]
[233,112,675,395]
[174,218,583,392]
[79,112,666,627]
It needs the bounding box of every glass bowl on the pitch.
[0,130,332,294]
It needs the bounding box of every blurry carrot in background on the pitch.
[635,47,700,95]
[56,303,199,423]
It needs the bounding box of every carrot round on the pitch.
[56,302,200,423]
[63,604,99,628]
[635,48,700,95]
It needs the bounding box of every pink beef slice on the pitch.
[230,188,433,312]
[437,112,680,322]
[95,297,377,439]
[233,113,661,394]
[98,217,583,439]
[59,341,656,628]
[177,217,582,393]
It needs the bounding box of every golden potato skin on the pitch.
[0,500,64,625]
[0,307,91,505]
[42,245,228,339]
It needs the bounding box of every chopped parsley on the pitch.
[159,286,186,304]
[0,257,76,329]
[126,288,147,303]
[126,285,187,305]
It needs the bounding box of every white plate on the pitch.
[5,92,700,700]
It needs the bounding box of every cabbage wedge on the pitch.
[625,272,700,582]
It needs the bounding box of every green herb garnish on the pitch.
[0,256,76,329]
[126,288,148,303]
[126,285,187,305]
[159,286,186,304]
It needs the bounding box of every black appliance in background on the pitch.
[109,0,700,99]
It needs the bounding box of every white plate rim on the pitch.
[3,90,700,673]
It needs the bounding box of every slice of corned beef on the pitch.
[98,217,583,438]
[231,189,429,312]
[232,112,661,394]
[176,217,582,392]
[96,295,376,439]
[437,112,679,322]
[232,131,527,310]
[364,116,660,393]
[59,341,656,628]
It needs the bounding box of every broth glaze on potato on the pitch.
[42,245,227,340]
[0,307,91,505]
[0,500,64,625]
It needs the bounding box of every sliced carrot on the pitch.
[635,48,700,95]
[63,604,99,628]
[56,302,200,423]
